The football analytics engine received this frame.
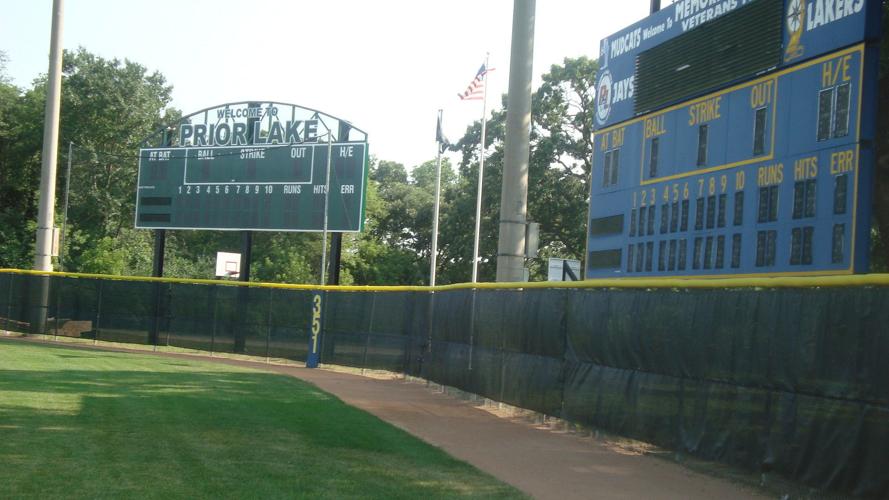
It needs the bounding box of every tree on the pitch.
[870,0,889,270]
[341,157,458,285]
[526,56,597,278]
[1,48,600,284]
[0,51,8,85]
[0,52,44,268]
[0,48,178,272]
[443,57,598,282]
[59,48,174,245]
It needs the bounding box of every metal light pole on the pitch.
[34,0,65,272]
[496,0,535,282]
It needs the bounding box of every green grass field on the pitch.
[0,340,524,499]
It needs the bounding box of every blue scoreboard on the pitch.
[586,0,882,278]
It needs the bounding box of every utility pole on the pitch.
[650,0,661,14]
[34,0,65,272]
[496,0,535,282]
[30,0,65,335]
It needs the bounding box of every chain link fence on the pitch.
[1,270,886,497]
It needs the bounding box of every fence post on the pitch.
[265,288,273,363]
[163,283,172,347]
[30,275,52,336]
[209,285,218,356]
[499,290,507,408]
[361,292,377,374]
[559,288,570,420]
[53,275,60,341]
[3,274,13,335]
[234,285,248,354]
[307,291,323,368]
[468,289,477,371]
[93,280,103,345]
[400,291,418,377]
[424,290,435,380]
[149,283,162,350]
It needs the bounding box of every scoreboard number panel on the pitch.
[135,142,367,232]
[135,102,369,233]
[586,0,881,278]
[181,145,315,185]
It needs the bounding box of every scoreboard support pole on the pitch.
[231,105,260,353]
[326,121,350,286]
[234,231,253,353]
[239,231,253,283]
[327,233,343,285]
[152,229,166,277]
[149,229,165,346]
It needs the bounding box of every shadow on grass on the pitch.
[0,344,523,499]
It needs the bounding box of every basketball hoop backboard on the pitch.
[215,251,241,279]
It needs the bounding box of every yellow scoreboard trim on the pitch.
[635,75,780,186]
[3,268,889,292]
[849,42,867,271]
[600,44,866,189]
[592,42,868,276]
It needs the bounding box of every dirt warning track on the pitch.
[276,366,767,500]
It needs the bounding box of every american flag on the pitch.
[458,64,490,101]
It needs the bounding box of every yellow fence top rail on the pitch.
[3,268,889,291]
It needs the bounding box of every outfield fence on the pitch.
[1,269,887,497]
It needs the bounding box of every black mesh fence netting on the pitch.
[0,271,886,497]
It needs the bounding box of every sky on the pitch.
[0,0,664,169]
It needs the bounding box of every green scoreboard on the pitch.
[135,102,368,232]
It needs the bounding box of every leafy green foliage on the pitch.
[59,49,174,243]
[0,48,178,271]
[0,50,603,284]
[440,57,598,282]
[340,158,457,285]
[871,0,889,270]
[0,55,43,269]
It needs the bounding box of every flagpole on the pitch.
[320,129,333,285]
[470,53,489,283]
[430,109,444,287]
